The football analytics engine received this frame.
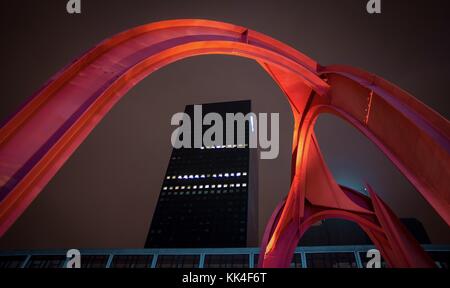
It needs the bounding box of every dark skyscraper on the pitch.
[145,100,258,248]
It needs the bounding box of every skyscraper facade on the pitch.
[145,100,258,248]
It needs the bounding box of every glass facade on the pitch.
[0,256,26,268]
[203,254,249,268]
[428,251,450,269]
[155,255,200,268]
[111,255,153,268]
[306,252,357,268]
[25,255,66,268]
[290,253,303,268]
[1,246,448,268]
[80,255,109,268]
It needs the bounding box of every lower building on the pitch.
[1,245,449,268]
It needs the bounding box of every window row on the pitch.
[162,183,247,191]
[166,172,247,180]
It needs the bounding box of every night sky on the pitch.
[0,0,449,249]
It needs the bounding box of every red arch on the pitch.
[258,195,404,268]
[0,19,448,267]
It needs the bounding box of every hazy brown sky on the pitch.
[0,0,449,249]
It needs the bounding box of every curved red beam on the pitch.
[259,135,436,268]
[0,19,448,268]
[0,19,328,236]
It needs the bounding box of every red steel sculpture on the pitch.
[0,20,448,268]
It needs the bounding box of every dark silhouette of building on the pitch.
[145,100,258,248]
[299,218,431,246]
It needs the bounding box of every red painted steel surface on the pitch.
[0,19,448,268]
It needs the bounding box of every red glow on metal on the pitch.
[0,20,448,268]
